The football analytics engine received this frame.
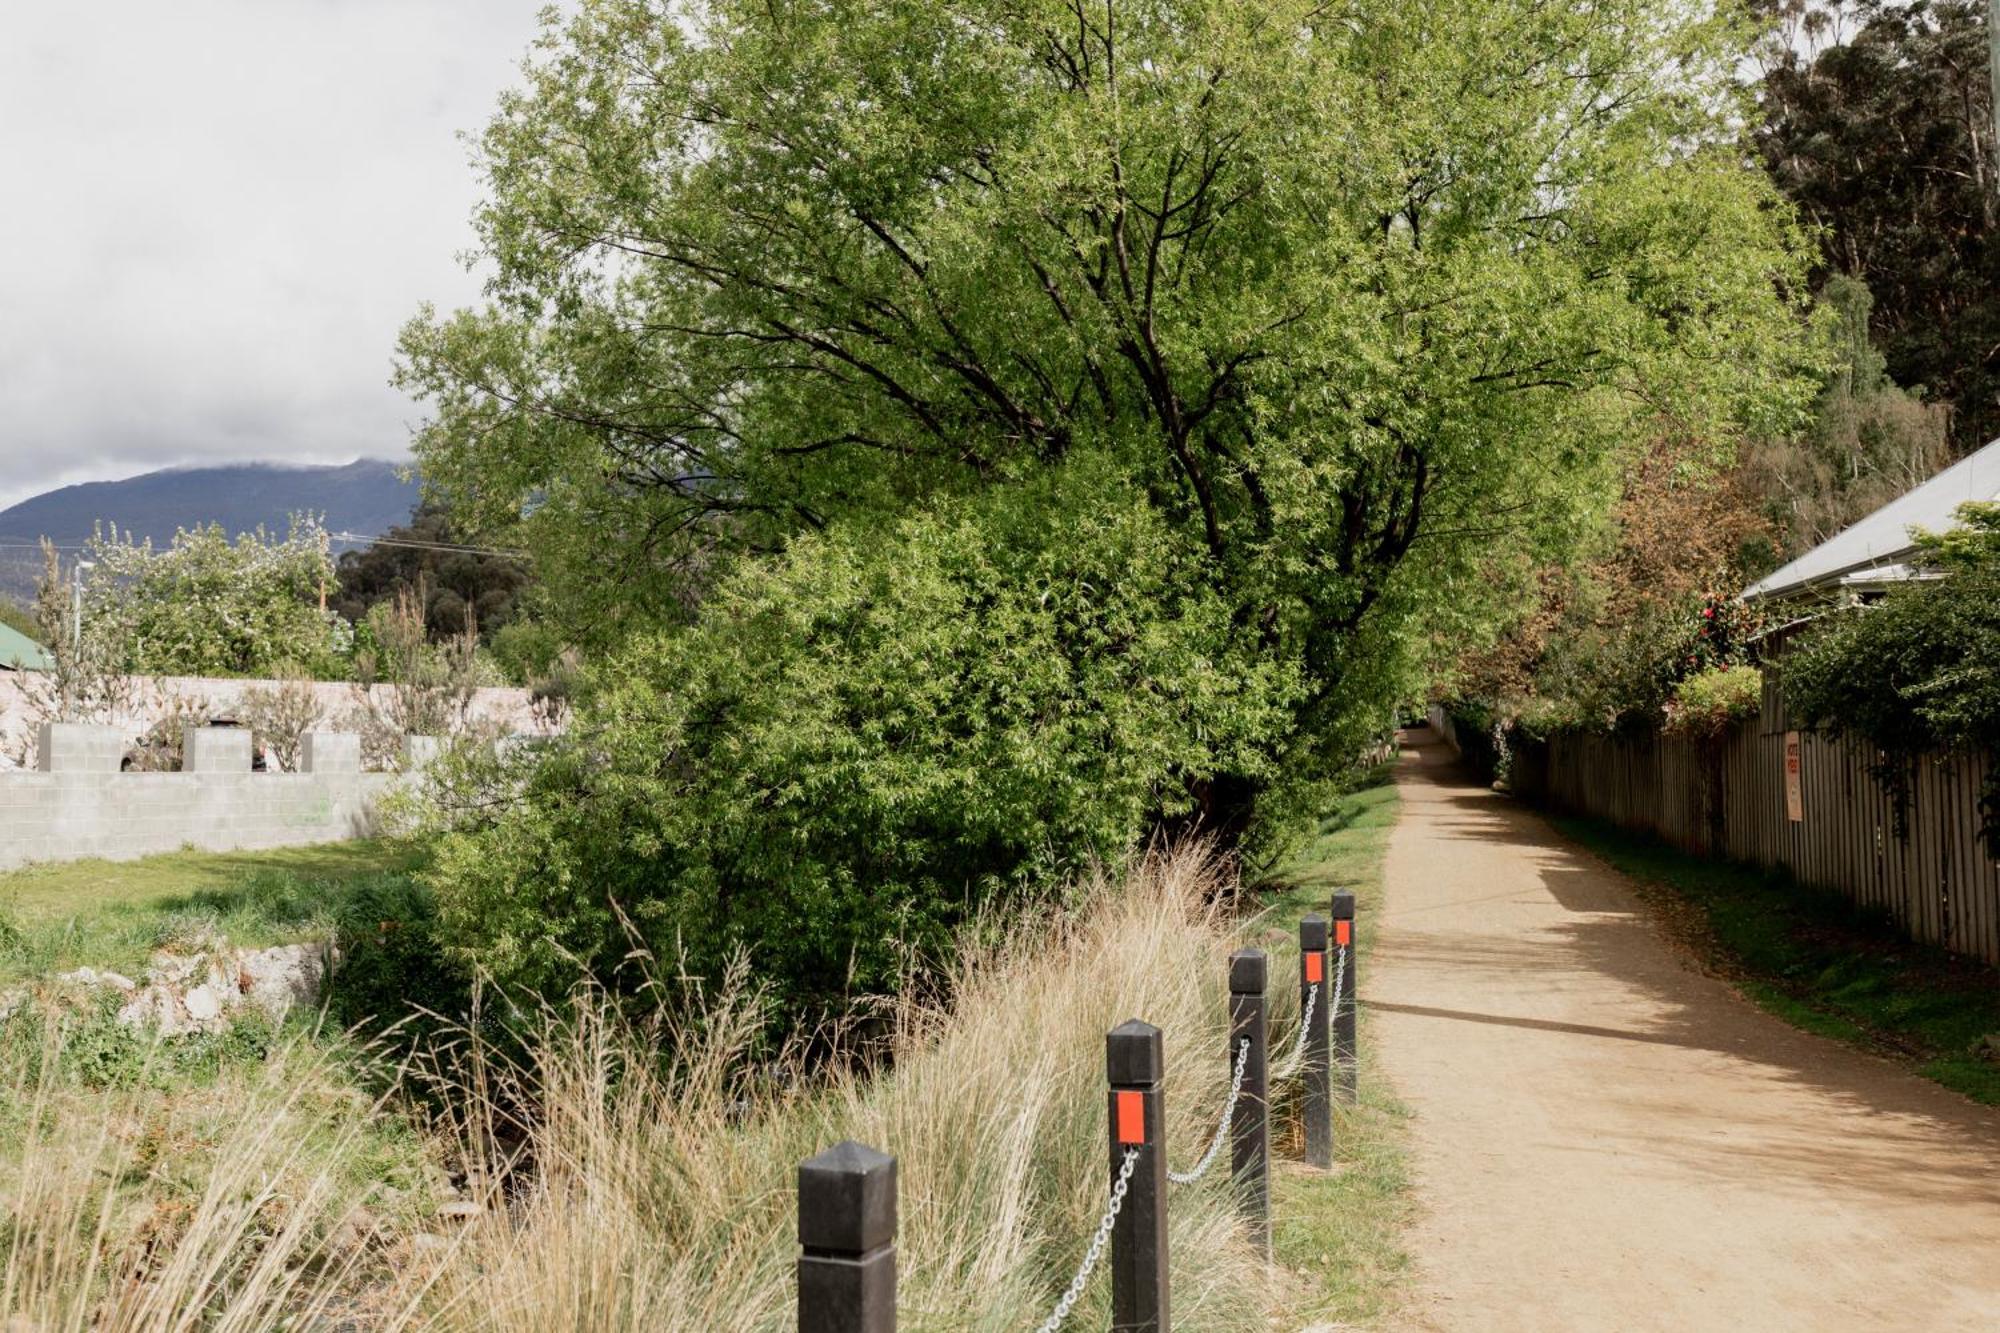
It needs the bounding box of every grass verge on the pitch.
[1553,815,2000,1105]
[1260,770,1414,1326]
[1,786,1417,1328]
[0,840,420,986]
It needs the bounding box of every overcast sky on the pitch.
[0,0,559,512]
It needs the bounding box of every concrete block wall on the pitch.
[0,725,417,871]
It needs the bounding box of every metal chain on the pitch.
[1037,1146,1141,1333]
[1167,1036,1252,1185]
[1286,943,1349,1067]
[1032,941,1354,1331]
[1289,981,1320,1064]
[1328,943,1348,1070]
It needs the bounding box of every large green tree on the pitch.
[405,0,1815,837]
[1757,0,2000,448]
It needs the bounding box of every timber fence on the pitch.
[1504,710,2000,968]
[795,891,1362,1333]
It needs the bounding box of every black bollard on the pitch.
[1300,913,1332,1169]
[798,1140,897,1333]
[1107,1019,1170,1331]
[1332,890,1358,1105]
[1228,948,1270,1257]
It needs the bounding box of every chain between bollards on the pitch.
[1167,1035,1251,1185]
[799,899,1364,1330]
[1036,1146,1140,1333]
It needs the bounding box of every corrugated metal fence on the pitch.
[1508,691,2000,967]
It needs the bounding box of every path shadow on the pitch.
[1381,728,2000,1213]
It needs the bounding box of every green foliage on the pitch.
[404,0,1816,679]
[75,517,349,678]
[398,0,1819,1011]
[1740,276,1953,557]
[419,471,1298,1013]
[1785,504,2000,843]
[1662,665,1765,738]
[1757,0,2000,451]
[331,502,532,646]
[1528,592,1763,733]
[323,875,469,1033]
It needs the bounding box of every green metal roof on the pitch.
[0,622,53,671]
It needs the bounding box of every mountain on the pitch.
[0,459,420,607]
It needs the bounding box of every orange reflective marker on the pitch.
[1335,919,1352,947]
[1305,950,1324,984]
[1116,1090,1146,1145]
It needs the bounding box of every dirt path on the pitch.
[1370,729,2000,1331]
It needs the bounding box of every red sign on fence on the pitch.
[1784,731,1803,823]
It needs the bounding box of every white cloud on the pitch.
[0,0,557,511]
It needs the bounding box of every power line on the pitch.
[0,534,528,559]
[330,531,528,559]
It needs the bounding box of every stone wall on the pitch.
[0,722,413,871]
[0,672,552,769]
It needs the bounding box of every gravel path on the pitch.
[1371,729,2000,1331]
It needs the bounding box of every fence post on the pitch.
[1300,913,1332,1169]
[1331,889,1358,1105]
[1228,948,1270,1258]
[798,1140,897,1333]
[1107,1019,1170,1331]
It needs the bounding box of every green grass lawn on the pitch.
[1555,816,2000,1105]
[1258,768,1415,1326]
[0,840,420,986]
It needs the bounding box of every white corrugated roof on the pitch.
[1742,436,2000,602]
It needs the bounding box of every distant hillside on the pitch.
[0,460,420,607]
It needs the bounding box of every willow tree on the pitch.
[403,0,1815,850]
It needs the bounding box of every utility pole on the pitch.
[70,559,95,648]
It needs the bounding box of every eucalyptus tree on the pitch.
[402,0,1816,853]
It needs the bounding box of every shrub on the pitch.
[124,691,213,772]
[325,873,471,1033]
[1786,503,2000,845]
[237,672,327,772]
[415,470,1299,1019]
[1662,665,1764,738]
[73,516,350,678]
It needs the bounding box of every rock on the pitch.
[48,934,338,1036]
[116,988,175,1030]
[1976,1034,2000,1063]
[182,984,224,1024]
[237,943,330,1020]
[55,966,136,992]
[0,987,24,1024]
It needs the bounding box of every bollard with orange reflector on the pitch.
[1332,890,1358,1105]
[1228,947,1271,1256]
[1300,912,1333,1168]
[1107,1019,1169,1330]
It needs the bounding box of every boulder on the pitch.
[237,944,332,1021]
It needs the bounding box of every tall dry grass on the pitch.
[0,1011,438,1330]
[408,846,1287,1331]
[2,846,1296,1330]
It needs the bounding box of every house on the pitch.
[1742,435,2000,606]
[0,622,52,672]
